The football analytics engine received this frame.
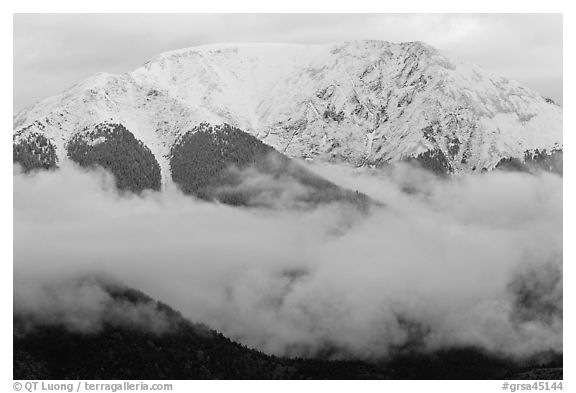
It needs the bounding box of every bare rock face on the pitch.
[13,40,562,180]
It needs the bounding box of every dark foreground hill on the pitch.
[13,281,385,380]
[14,280,562,380]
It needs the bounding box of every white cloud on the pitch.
[13,162,562,359]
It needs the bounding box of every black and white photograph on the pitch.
[9,11,566,386]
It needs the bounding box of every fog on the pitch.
[13,162,562,360]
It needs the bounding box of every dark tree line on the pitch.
[13,280,387,380]
[67,123,162,193]
[14,280,562,380]
[404,148,453,176]
[13,133,58,172]
[495,148,563,175]
[170,123,371,209]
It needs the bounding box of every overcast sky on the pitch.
[13,13,563,110]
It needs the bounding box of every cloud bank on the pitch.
[13,162,562,360]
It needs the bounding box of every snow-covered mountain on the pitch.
[13,40,562,181]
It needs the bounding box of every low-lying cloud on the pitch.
[14,275,176,335]
[13,162,562,360]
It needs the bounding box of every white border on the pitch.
[2,5,572,393]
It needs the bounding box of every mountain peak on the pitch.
[14,40,562,181]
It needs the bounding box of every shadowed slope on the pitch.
[170,123,372,209]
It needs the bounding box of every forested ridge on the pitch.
[13,132,58,172]
[496,148,563,175]
[14,281,562,380]
[170,123,371,208]
[14,281,386,380]
[66,122,162,193]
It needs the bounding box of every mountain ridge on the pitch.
[13,40,562,181]
[14,277,562,380]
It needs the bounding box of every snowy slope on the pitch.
[13,40,562,181]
